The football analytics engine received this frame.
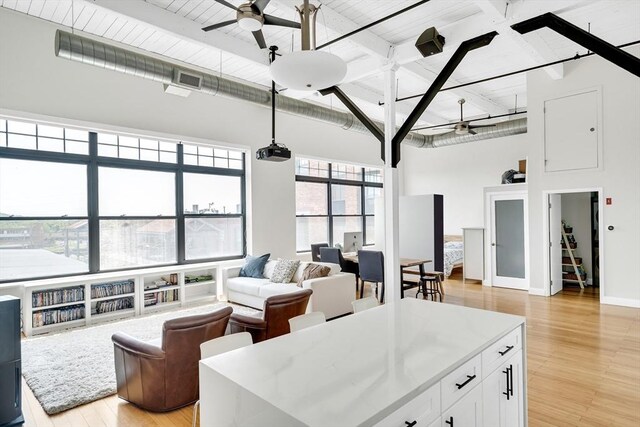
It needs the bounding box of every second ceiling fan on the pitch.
[202,0,301,49]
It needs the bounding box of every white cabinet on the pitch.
[441,383,483,427]
[483,350,524,427]
[463,228,484,282]
[374,383,440,427]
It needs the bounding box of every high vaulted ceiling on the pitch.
[2,0,639,133]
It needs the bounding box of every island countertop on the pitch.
[200,298,525,427]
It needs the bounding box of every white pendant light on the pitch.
[270,50,346,91]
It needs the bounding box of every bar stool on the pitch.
[416,273,444,302]
[425,271,445,296]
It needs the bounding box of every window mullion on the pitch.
[87,132,100,273]
[176,144,186,263]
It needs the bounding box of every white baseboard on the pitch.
[528,288,547,296]
[601,296,640,308]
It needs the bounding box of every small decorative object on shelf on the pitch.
[185,274,214,284]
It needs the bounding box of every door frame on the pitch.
[541,187,604,299]
[484,188,530,290]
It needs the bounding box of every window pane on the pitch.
[7,120,36,135]
[183,173,241,214]
[98,133,117,144]
[119,136,138,147]
[365,167,382,183]
[65,140,89,155]
[0,219,89,281]
[98,144,118,157]
[199,146,213,157]
[332,163,362,181]
[331,184,361,215]
[296,182,327,215]
[365,186,382,215]
[0,159,87,216]
[184,154,198,165]
[38,137,65,153]
[366,216,375,245]
[229,159,243,170]
[140,139,158,150]
[296,217,328,252]
[99,167,175,216]
[332,216,363,247]
[140,149,159,162]
[7,133,36,149]
[100,219,176,269]
[213,158,227,168]
[199,156,213,167]
[0,132,5,147]
[119,146,139,160]
[159,151,177,163]
[159,141,176,152]
[185,217,243,260]
[65,128,89,141]
[295,158,329,178]
[38,125,64,139]
[228,150,242,160]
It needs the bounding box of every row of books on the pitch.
[91,280,135,299]
[94,296,134,314]
[144,289,180,307]
[32,305,85,327]
[32,287,85,308]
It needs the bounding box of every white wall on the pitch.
[401,133,528,235]
[527,47,640,305]
[560,192,593,283]
[0,8,382,261]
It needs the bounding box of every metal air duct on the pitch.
[54,30,526,149]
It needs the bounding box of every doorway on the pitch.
[546,190,602,298]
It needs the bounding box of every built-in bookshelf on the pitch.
[21,262,221,336]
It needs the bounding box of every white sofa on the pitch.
[223,260,354,319]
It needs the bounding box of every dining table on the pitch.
[342,253,432,303]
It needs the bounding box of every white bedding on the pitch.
[444,241,464,277]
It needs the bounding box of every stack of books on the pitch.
[32,305,85,327]
[94,296,134,314]
[91,280,135,298]
[32,287,84,307]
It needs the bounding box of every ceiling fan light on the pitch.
[269,50,347,92]
[238,16,263,31]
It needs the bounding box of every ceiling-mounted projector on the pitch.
[256,143,291,162]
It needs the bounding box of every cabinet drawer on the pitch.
[441,383,483,427]
[482,326,522,378]
[441,353,482,411]
[373,383,440,427]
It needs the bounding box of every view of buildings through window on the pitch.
[295,158,382,252]
[0,117,245,281]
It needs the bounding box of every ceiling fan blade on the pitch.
[214,0,239,11]
[252,29,267,49]
[202,20,237,32]
[469,129,477,135]
[264,14,301,28]
[253,0,271,12]
[469,124,497,129]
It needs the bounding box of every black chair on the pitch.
[319,247,360,291]
[310,243,329,262]
[358,250,385,302]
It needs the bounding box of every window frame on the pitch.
[295,160,382,253]
[0,124,246,284]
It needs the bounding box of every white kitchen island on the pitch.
[199,298,526,427]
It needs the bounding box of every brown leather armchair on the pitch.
[229,290,312,343]
[112,306,233,412]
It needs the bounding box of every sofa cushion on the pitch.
[226,277,271,296]
[258,283,301,299]
[297,263,331,287]
[239,253,270,278]
[263,260,279,280]
[292,262,340,283]
[270,259,301,283]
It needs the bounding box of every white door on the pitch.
[441,384,482,427]
[483,350,524,427]
[549,194,563,295]
[491,193,528,290]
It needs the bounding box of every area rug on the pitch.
[21,302,258,415]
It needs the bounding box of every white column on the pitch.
[383,64,400,303]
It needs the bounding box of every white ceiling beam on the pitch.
[90,0,270,66]
[474,0,566,79]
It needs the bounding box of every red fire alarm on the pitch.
[606,197,612,205]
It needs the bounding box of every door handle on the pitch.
[455,374,476,389]
[445,416,454,426]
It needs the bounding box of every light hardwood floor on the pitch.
[22,278,640,427]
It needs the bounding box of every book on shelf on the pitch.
[32,286,84,308]
[32,305,85,328]
[145,289,179,306]
[185,274,214,284]
[93,296,134,315]
[91,280,135,299]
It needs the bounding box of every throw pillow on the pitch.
[297,263,331,287]
[239,253,270,278]
[270,259,301,283]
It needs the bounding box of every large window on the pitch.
[295,158,382,252]
[0,117,246,282]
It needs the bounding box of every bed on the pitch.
[444,235,464,277]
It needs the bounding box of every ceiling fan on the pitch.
[202,0,301,49]
[437,99,497,135]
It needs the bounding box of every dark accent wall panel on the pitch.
[0,296,23,427]
[433,194,444,272]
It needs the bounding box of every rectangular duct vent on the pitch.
[173,70,202,89]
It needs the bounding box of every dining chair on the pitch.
[193,332,253,427]
[288,311,326,332]
[351,296,379,313]
[320,247,360,291]
[358,250,385,301]
[310,243,329,262]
